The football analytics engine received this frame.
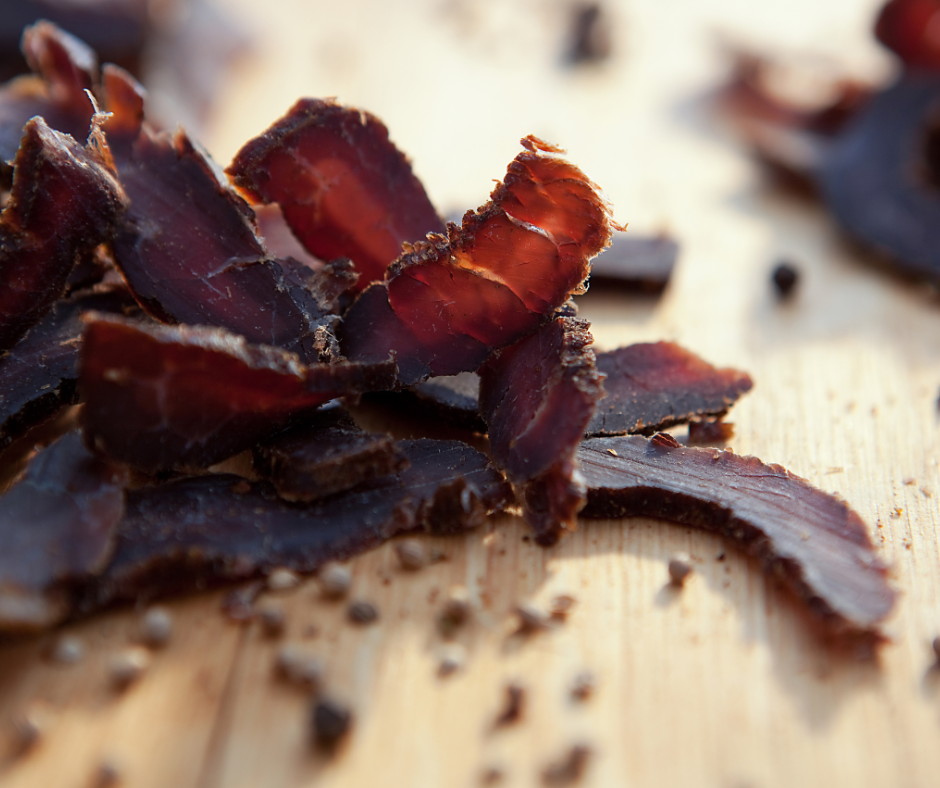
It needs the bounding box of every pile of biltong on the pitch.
[0,22,894,642]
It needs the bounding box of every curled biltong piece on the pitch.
[253,407,407,502]
[100,78,357,363]
[480,317,604,545]
[587,232,678,294]
[818,75,940,283]
[0,431,128,631]
[0,286,140,453]
[227,98,445,291]
[0,21,97,174]
[586,342,753,437]
[340,136,620,386]
[579,434,896,637]
[80,439,510,610]
[0,116,127,351]
[79,314,397,474]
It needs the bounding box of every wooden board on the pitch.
[3,1,940,786]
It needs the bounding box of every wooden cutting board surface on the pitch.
[3,1,940,786]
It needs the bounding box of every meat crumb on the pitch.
[395,538,426,570]
[494,682,525,727]
[275,644,322,689]
[139,607,173,647]
[439,585,472,637]
[541,744,592,785]
[549,595,576,622]
[771,261,800,298]
[267,568,300,592]
[347,600,379,625]
[668,553,693,586]
[318,564,352,598]
[312,698,353,750]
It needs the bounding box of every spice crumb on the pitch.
[347,600,379,625]
[312,698,353,750]
[49,634,84,664]
[439,585,472,637]
[258,605,286,637]
[438,644,467,677]
[494,682,525,727]
[139,607,173,647]
[267,567,300,592]
[395,538,426,570]
[549,595,576,622]
[668,553,693,586]
[109,647,151,689]
[771,261,799,298]
[275,644,322,689]
[515,603,549,633]
[318,564,352,598]
[541,744,592,785]
[570,671,596,702]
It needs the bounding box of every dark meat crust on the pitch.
[586,342,753,437]
[79,315,398,474]
[79,439,511,611]
[226,98,445,291]
[587,232,678,294]
[0,286,140,453]
[579,434,896,637]
[480,317,604,545]
[108,119,356,363]
[819,75,940,284]
[0,117,127,351]
[0,21,97,173]
[0,431,128,631]
[339,136,620,387]
[252,408,407,502]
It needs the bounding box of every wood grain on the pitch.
[3,0,940,786]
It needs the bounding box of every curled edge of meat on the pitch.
[579,434,896,642]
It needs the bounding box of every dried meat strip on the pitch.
[80,439,511,610]
[253,407,407,502]
[79,315,398,474]
[480,317,604,545]
[0,431,128,631]
[0,116,127,351]
[227,98,445,291]
[586,342,753,437]
[0,21,97,177]
[579,434,896,637]
[587,232,678,294]
[341,136,620,386]
[0,286,140,453]
[819,75,940,283]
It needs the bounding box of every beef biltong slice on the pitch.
[340,136,620,386]
[80,315,398,474]
[81,439,510,610]
[0,21,97,176]
[579,434,896,637]
[0,286,140,453]
[0,116,127,351]
[586,342,753,437]
[253,407,407,502]
[0,431,128,631]
[587,232,678,294]
[227,98,445,291]
[480,317,604,545]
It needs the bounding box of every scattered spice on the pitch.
[138,606,172,647]
[48,634,84,664]
[258,605,286,637]
[312,698,353,750]
[108,646,150,689]
[668,553,694,587]
[438,643,467,677]
[541,744,592,786]
[318,564,352,599]
[267,567,300,592]
[772,262,800,297]
[438,585,472,637]
[549,594,576,622]
[395,538,426,571]
[494,682,525,727]
[570,671,596,702]
[274,644,322,689]
[347,600,379,625]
